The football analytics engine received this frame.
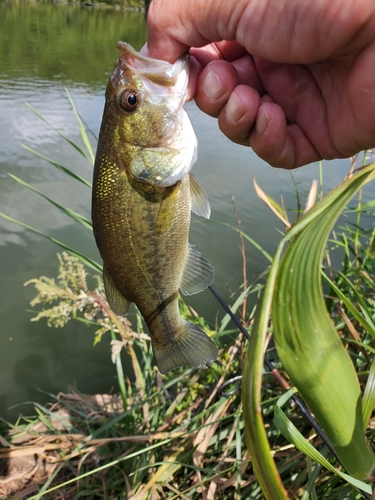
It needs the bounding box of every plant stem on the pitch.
[110,327,127,410]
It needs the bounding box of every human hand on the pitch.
[147,0,375,168]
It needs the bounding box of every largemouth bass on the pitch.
[92,42,218,374]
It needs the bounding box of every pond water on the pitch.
[0,1,365,419]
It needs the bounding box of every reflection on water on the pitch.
[0,1,147,86]
[0,1,366,419]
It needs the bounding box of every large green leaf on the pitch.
[243,163,375,498]
[274,390,372,495]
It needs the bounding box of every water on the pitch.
[0,1,365,419]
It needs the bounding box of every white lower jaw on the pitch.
[158,147,198,186]
[157,113,198,187]
[157,162,192,186]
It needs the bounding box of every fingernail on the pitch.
[225,92,245,123]
[256,107,270,135]
[203,70,225,101]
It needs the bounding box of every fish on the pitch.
[91,42,218,374]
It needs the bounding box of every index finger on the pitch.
[190,41,248,67]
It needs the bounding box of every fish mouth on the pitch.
[116,41,189,87]
[112,41,190,110]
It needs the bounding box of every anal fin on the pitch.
[103,265,131,316]
[153,320,218,374]
[180,243,214,295]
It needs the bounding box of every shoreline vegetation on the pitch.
[1,100,375,497]
[0,3,148,88]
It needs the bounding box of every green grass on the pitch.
[1,97,375,499]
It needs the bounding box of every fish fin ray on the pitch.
[180,244,214,295]
[153,320,217,374]
[190,174,211,219]
[103,265,131,316]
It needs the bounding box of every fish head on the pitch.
[104,42,197,187]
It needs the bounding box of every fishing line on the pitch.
[208,284,339,461]
[80,113,98,142]
[218,375,242,398]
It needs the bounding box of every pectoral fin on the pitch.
[190,174,211,219]
[180,244,214,295]
[103,265,131,316]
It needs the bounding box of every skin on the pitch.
[147,0,375,169]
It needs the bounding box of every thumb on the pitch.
[147,0,236,62]
[146,0,192,62]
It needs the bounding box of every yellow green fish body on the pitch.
[92,43,217,373]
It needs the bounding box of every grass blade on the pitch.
[0,213,101,272]
[25,100,94,165]
[219,221,273,262]
[242,242,288,500]
[7,173,92,230]
[218,285,251,333]
[65,87,95,165]
[323,272,375,339]
[20,144,91,188]
[362,355,375,430]
[253,178,291,228]
[274,390,372,495]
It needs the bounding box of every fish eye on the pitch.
[119,89,139,113]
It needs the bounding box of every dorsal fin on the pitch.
[190,174,211,219]
[180,244,214,295]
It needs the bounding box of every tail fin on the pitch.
[153,320,218,374]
